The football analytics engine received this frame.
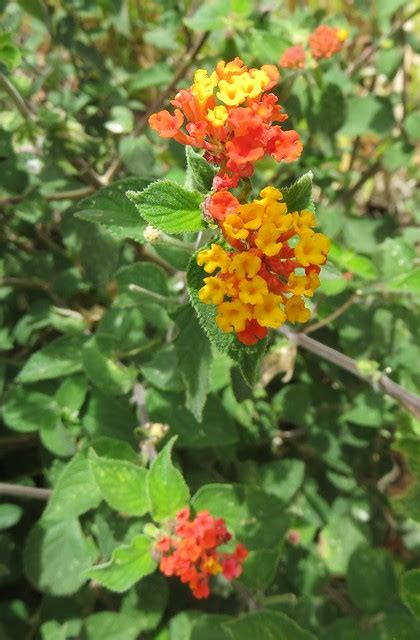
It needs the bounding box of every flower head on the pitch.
[157,508,248,599]
[309,25,347,60]
[196,186,330,344]
[149,58,302,190]
[279,45,306,69]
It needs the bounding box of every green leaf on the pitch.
[23,519,97,595]
[126,180,205,234]
[340,96,394,136]
[385,269,420,294]
[85,535,157,593]
[147,391,238,448]
[185,147,217,194]
[240,549,281,591]
[319,515,371,573]
[89,449,149,516]
[43,450,102,523]
[405,111,420,142]
[0,504,23,531]
[120,573,169,632]
[83,612,145,640]
[391,438,420,522]
[17,335,87,383]
[191,484,289,550]
[224,610,316,640]
[2,386,61,433]
[319,84,346,134]
[82,335,137,396]
[147,437,190,521]
[186,252,267,386]
[402,570,420,619]
[184,0,226,30]
[75,178,152,242]
[281,172,313,212]
[329,243,378,280]
[173,304,212,421]
[347,546,399,613]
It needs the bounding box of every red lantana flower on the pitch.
[156,507,248,599]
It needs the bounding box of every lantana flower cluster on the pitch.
[149,57,302,190]
[156,507,248,599]
[279,25,348,69]
[197,186,330,345]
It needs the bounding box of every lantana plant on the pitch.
[127,57,330,382]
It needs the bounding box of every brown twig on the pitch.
[0,277,66,306]
[0,72,34,121]
[348,7,420,76]
[0,186,95,208]
[279,326,420,418]
[0,482,52,500]
[303,291,360,335]
[339,161,381,204]
[100,31,209,185]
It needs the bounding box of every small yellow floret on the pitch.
[255,223,283,256]
[295,233,331,267]
[197,244,230,274]
[206,105,228,127]
[238,275,268,305]
[292,210,316,237]
[223,213,249,241]
[217,78,248,107]
[337,28,349,42]
[285,296,311,323]
[216,299,252,333]
[199,277,228,304]
[253,293,286,328]
[228,252,261,279]
[288,272,320,297]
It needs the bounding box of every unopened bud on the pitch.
[143,225,161,243]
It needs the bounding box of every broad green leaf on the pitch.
[185,147,217,194]
[319,84,346,134]
[240,549,281,591]
[23,519,97,595]
[186,252,267,386]
[43,450,102,523]
[120,573,169,632]
[392,438,420,522]
[173,304,212,421]
[83,612,145,640]
[258,459,305,504]
[184,0,226,30]
[91,436,139,463]
[74,178,152,242]
[89,449,149,516]
[82,335,137,396]
[224,610,316,640]
[385,269,420,294]
[147,390,237,448]
[405,111,420,142]
[126,180,205,234]
[191,615,232,640]
[340,96,394,136]
[85,535,157,593]
[0,504,23,531]
[2,386,61,433]
[319,515,371,573]
[147,437,190,521]
[40,620,67,640]
[329,244,378,280]
[347,546,399,613]
[343,389,391,428]
[17,335,87,383]
[281,172,313,212]
[402,570,420,619]
[191,484,289,550]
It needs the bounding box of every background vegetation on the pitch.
[0,0,419,638]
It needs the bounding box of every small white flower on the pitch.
[143,225,161,243]
[105,121,124,134]
[26,158,43,175]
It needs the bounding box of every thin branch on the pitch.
[348,6,420,76]
[100,31,209,185]
[0,186,94,208]
[279,326,420,417]
[0,72,34,121]
[303,291,360,335]
[0,277,66,306]
[128,284,178,304]
[0,483,52,500]
[339,161,381,204]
